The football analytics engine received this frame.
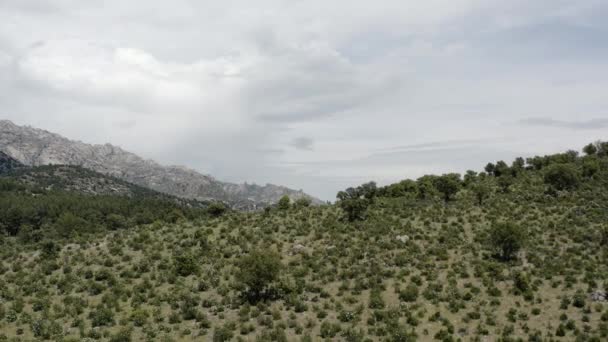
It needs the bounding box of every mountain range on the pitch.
[0,120,320,209]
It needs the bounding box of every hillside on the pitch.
[0,151,23,174]
[2,164,209,208]
[1,142,608,341]
[0,120,320,209]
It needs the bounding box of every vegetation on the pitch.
[236,249,283,302]
[1,141,608,340]
[488,222,527,261]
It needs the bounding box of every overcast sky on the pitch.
[1,0,607,200]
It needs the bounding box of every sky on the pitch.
[1,0,607,200]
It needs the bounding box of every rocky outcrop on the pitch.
[0,120,320,209]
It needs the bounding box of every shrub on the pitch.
[174,252,199,277]
[295,198,312,208]
[207,202,228,217]
[339,198,370,222]
[89,306,115,327]
[213,322,236,342]
[130,309,149,327]
[369,288,386,309]
[434,173,462,202]
[236,249,283,302]
[278,196,291,210]
[320,321,341,338]
[543,163,580,191]
[109,328,132,342]
[488,222,526,261]
[399,283,419,302]
[106,214,128,230]
[573,291,586,308]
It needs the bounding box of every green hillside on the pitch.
[1,142,608,341]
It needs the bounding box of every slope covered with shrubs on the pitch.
[1,142,608,341]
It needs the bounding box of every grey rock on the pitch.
[395,235,410,244]
[290,243,307,255]
[0,120,321,209]
[590,290,607,302]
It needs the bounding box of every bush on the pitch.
[434,173,462,202]
[54,212,88,237]
[573,291,586,308]
[488,222,526,261]
[320,321,341,338]
[339,198,370,222]
[174,252,199,277]
[295,197,312,208]
[109,328,132,342]
[89,306,115,327]
[369,288,385,309]
[236,249,283,301]
[543,163,580,191]
[278,196,291,210]
[207,202,228,217]
[399,283,419,302]
[106,214,128,230]
[213,322,236,342]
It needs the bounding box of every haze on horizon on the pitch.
[1,0,607,200]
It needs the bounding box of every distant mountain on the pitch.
[0,120,321,209]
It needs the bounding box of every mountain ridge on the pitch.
[0,120,321,209]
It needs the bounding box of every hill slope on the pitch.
[0,150,23,174]
[0,120,320,209]
[1,142,608,341]
[3,164,209,208]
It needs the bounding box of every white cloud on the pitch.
[0,0,607,200]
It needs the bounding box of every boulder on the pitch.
[290,243,307,255]
[395,235,410,244]
[590,290,607,302]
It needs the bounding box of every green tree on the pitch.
[336,187,360,201]
[485,163,496,175]
[106,214,127,230]
[582,158,600,178]
[339,198,370,221]
[543,163,580,191]
[54,212,87,238]
[583,143,598,156]
[174,252,199,277]
[40,240,60,259]
[277,195,291,210]
[434,173,462,202]
[493,161,510,177]
[496,174,514,193]
[463,170,478,187]
[207,202,228,217]
[236,249,283,301]
[471,178,492,206]
[488,222,526,261]
[358,181,378,200]
[417,175,439,200]
[382,179,417,198]
[89,306,115,327]
[294,197,312,208]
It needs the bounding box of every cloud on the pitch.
[519,117,608,130]
[374,138,504,153]
[290,137,314,151]
[0,0,607,201]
